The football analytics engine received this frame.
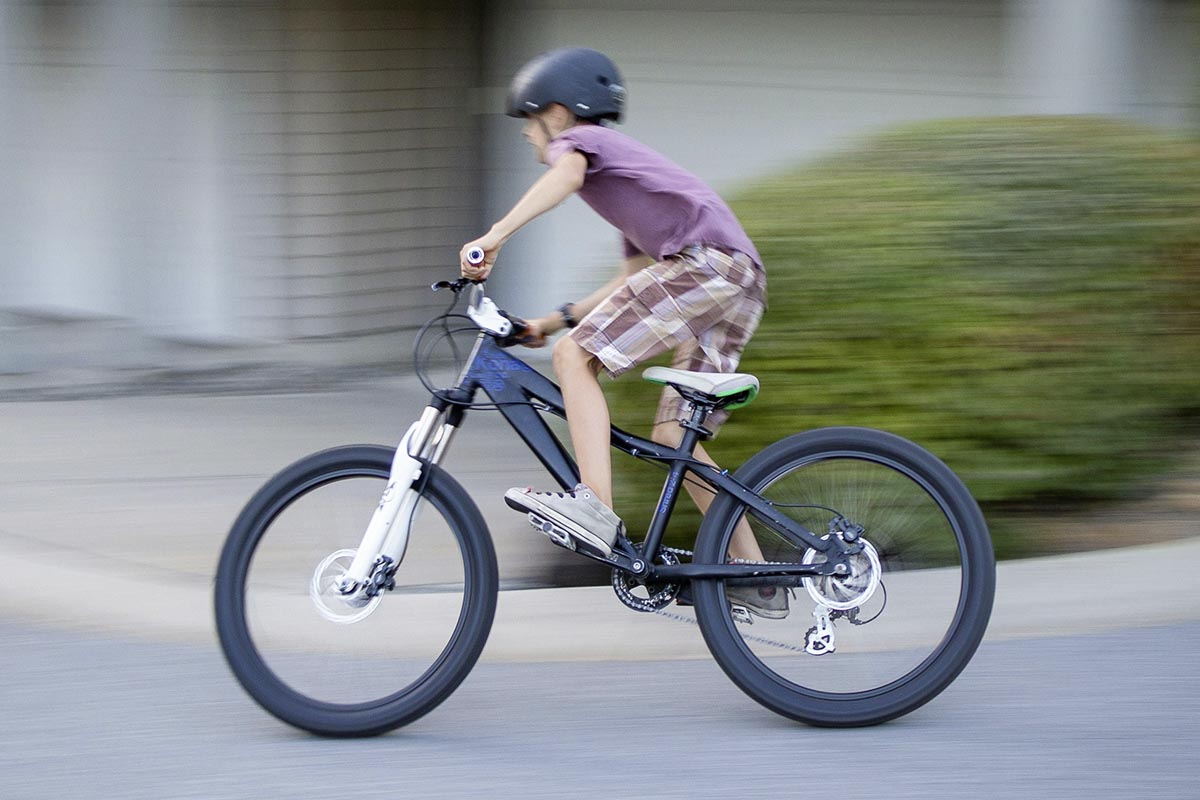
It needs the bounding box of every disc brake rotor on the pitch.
[801,536,882,611]
[309,548,382,624]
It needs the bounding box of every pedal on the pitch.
[730,605,754,626]
[523,511,618,561]
[528,512,575,551]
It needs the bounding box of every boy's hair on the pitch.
[506,47,626,124]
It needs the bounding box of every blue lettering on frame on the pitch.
[470,344,537,392]
[657,471,682,517]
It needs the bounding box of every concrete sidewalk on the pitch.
[0,376,598,588]
[1,381,1198,661]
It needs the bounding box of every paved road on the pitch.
[1,620,1197,799]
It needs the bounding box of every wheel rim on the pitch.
[717,450,971,697]
[236,467,472,708]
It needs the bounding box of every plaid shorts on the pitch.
[569,245,766,431]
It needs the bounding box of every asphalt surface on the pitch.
[1,620,1197,799]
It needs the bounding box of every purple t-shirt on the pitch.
[545,125,762,266]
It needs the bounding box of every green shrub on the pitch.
[607,117,1200,558]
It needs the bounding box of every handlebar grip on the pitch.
[465,247,486,266]
[497,312,533,347]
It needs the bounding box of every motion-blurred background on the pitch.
[1,0,1197,564]
[2,5,1199,796]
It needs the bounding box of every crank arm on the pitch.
[544,534,644,573]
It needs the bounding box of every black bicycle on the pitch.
[214,276,995,736]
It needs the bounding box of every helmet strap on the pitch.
[532,105,578,161]
[535,115,554,162]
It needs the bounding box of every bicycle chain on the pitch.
[654,546,811,653]
[662,545,875,626]
[661,545,797,566]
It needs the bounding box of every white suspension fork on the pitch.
[377,418,459,564]
[340,405,454,589]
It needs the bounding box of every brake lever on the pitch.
[431,277,485,294]
[433,270,526,343]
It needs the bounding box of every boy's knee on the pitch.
[553,336,597,375]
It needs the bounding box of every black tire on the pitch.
[214,445,498,736]
[693,427,994,726]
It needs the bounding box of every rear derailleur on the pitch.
[804,603,878,655]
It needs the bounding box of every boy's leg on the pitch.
[653,420,787,619]
[648,254,766,561]
[650,421,764,562]
[552,336,613,508]
[517,246,760,527]
[504,336,623,556]
[551,251,736,513]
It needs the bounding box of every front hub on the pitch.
[309,549,383,624]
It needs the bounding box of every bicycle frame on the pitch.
[344,287,857,593]
[439,334,853,580]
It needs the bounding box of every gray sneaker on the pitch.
[726,585,790,620]
[675,582,792,620]
[504,483,623,556]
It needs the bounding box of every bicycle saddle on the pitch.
[642,367,759,409]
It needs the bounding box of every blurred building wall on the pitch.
[1,0,1196,378]
[1,0,483,375]
[1008,0,1198,124]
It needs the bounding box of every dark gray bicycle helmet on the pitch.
[505,47,626,123]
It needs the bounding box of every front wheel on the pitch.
[693,427,994,726]
[214,445,498,736]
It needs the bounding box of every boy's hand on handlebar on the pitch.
[459,233,502,280]
[518,317,552,348]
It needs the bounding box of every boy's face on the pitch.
[521,114,551,163]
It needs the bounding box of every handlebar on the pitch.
[430,275,531,347]
[431,277,483,294]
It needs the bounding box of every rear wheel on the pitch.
[693,427,994,726]
[214,445,498,736]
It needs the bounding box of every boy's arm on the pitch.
[460,151,588,279]
[569,253,654,321]
[522,253,654,346]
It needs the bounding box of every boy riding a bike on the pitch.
[459,47,784,619]
[218,48,994,730]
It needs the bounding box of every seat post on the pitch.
[642,402,713,561]
[676,400,715,455]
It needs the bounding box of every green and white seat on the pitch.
[642,366,759,410]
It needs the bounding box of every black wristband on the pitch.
[558,302,579,329]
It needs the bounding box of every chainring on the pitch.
[611,548,681,612]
